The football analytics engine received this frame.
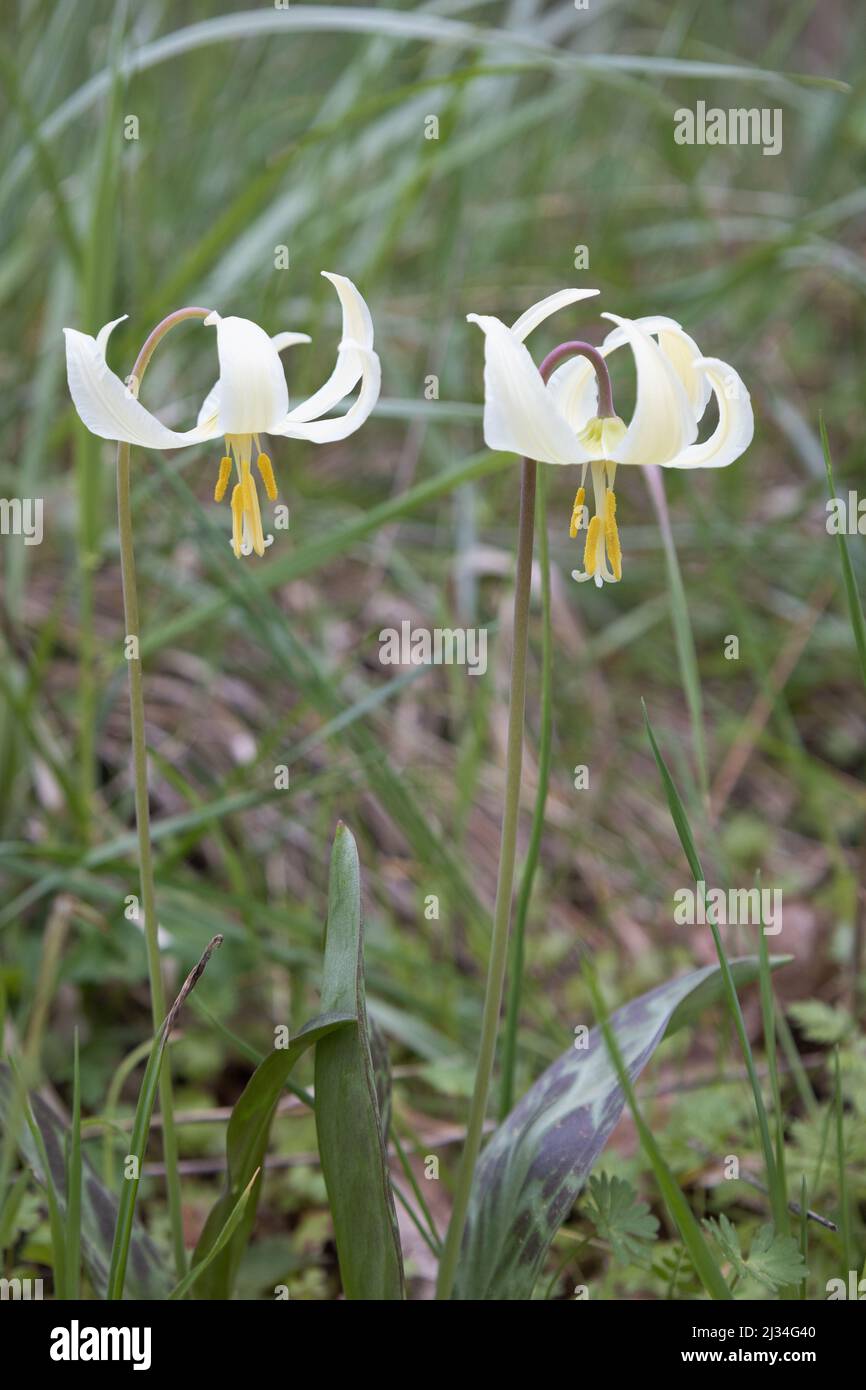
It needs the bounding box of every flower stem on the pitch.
[499,464,552,1120]
[535,340,615,417]
[435,336,614,1297]
[435,457,537,1301]
[115,306,211,1280]
[644,465,709,804]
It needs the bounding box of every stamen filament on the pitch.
[583,514,601,576]
[230,483,244,559]
[241,463,266,557]
[604,487,622,581]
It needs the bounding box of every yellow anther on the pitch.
[569,486,586,539]
[583,515,601,577]
[604,488,622,582]
[230,483,244,559]
[256,452,278,502]
[214,455,232,503]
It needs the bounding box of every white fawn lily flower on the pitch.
[468,288,753,585]
[64,272,381,558]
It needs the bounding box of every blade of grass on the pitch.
[775,1002,819,1119]
[757,874,789,1235]
[65,1028,82,1299]
[642,700,786,1232]
[22,894,73,1072]
[100,1037,160,1189]
[5,1,837,195]
[107,935,223,1300]
[167,1170,259,1300]
[75,4,125,840]
[9,1058,67,1298]
[834,1047,852,1275]
[821,413,866,1014]
[821,412,866,690]
[392,1123,442,1253]
[0,46,82,267]
[799,1177,809,1300]
[392,1182,441,1261]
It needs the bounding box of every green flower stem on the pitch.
[499,464,552,1121]
[436,457,537,1301]
[115,305,211,1279]
[644,465,708,804]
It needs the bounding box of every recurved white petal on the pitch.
[657,322,712,419]
[96,314,128,355]
[509,288,599,342]
[662,356,753,470]
[280,272,375,426]
[548,313,712,436]
[273,344,381,443]
[602,315,711,419]
[64,318,221,449]
[602,313,698,465]
[466,313,590,465]
[271,331,312,353]
[205,312,289,434]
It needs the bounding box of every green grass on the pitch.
[0,0,863,1302]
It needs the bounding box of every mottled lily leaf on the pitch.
[0,1063,169,1299]
[315,823,405,1299]
[454,956,789,1300]
[192,1010,353,1299]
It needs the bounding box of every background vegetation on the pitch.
[1,0,863,1299]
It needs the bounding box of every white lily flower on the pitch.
[468,290,753,586]
[64,272,381,558]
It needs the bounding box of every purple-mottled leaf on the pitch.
[0,1064,169,1299]
[454,956,789,1300]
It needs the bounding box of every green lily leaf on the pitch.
[314,822,405,1300]
[191,1011,353,1299]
